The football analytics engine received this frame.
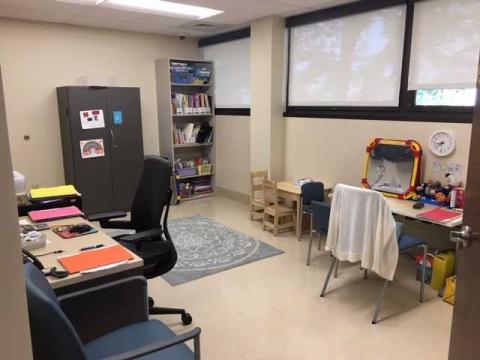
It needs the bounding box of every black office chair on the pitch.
[89,156,192,325]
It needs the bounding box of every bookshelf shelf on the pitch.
[156,58,216,204]
[176,173,214,180]
[174,143,213,148]
[172,113,213,117]
[177,192,215,202]
[171,83,212,87]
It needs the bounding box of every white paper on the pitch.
[80,109,105,129]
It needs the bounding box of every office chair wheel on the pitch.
[148,297,155,307]
[182,313,193,325]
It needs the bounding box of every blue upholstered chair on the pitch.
[301,182,325,245]
[306,200,331,265]
[24,262,201,360]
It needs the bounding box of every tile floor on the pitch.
[147,195,452,360]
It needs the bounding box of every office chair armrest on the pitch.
[58,276,149,343]
[104,327,202,360]
[120,227,164,242]
[88,211,128,222]
[87,211,134,230]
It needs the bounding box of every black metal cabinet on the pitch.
[57,86,144,215]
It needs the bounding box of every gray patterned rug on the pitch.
[163,217,284,286]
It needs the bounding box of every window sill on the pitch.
[284,107,473,123]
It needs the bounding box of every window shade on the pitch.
[201,38,250,108]
[408,0,480,90]
[288,5,406,107]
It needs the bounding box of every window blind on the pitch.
[201,38,250,108]
[288,5,406,107]
[408,0,480,90]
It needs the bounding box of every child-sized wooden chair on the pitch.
[262,179,296,236]
[250,170,268,220]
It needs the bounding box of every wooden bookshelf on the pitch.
[155,58,215,203]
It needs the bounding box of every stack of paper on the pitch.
[30,185,78,200]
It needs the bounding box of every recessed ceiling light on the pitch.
[102,0,223,19]
[57,0,223,19]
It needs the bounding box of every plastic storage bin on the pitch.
[176,168,196,178]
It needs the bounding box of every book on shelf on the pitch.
[171,92,210,115]
[173,122,212,145]
[170,62,211,85]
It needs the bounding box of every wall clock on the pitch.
[429,130,455,157]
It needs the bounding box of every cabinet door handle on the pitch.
[110,128,117,149]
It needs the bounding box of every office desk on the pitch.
[386,197,463,228]
[28,216,143,296]
[18,195,82,217]
[277,181,332,240]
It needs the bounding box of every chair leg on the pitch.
[333,258,339,278]
[250,204,254,220]
[318,232,322,250]
[420,244,427,303]
[364,268,368,279]
[149,297,193,326]
[321,256,337,297]
[372,279,390,324]
[273,215,279,236]
[194,333,201,360]
[306,228,314,266]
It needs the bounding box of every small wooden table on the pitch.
[27,216,144,295]
[277,181,332,241]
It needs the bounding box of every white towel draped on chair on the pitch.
[325,184,399,281]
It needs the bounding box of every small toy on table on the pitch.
[413,174,463,208]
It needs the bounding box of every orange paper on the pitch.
[58,245,134,273]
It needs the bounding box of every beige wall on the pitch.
[0,67,33,359]
[216,115,250,195]
[0,18,199,188]
[285,117,472,188]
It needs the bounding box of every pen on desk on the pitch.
[37,250,64,257]
[80,244,104,251]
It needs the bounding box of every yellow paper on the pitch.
[30,185,77,199]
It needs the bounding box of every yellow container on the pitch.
[443,275,456,305]
[197,164,212,175]
[430,251,455,291]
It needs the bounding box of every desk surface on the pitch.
[386,197,463,228]
[27,217,143,289]
[277,181,332,195]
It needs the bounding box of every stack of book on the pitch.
[192,178,212,196]
[173,123,202,144]
[171,92,210,115]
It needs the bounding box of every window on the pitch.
[409,0,480,108]
[201,38,250,109]
[288,5,406,107]
[284,0,479,122]
[415,89,477,107]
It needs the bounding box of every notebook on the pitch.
[58,245,134,273]
[417,207,462,223]
[30,185,78,200]
[28,206,83,222]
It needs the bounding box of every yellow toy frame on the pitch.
[362,138,422,199]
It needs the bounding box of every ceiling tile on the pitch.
[12,7,76,23]
[0,0,23,7]
[0,6,15,16]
